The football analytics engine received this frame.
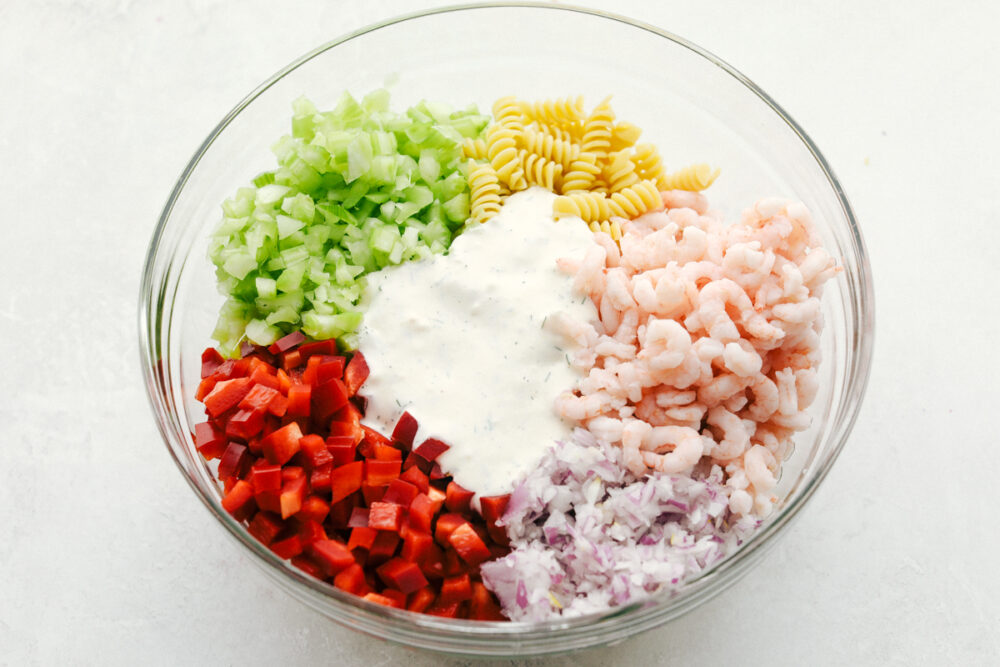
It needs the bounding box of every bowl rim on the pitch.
[139,0,875,643]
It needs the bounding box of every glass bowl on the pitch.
[139,2,874,657]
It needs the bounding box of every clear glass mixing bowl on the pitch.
[139,3,874,657]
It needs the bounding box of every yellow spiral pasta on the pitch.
[492,95,527,134]
[561,151,601,193]
[608,121,642,152]
[580,97,614,158]
[553,191,614,222]
[607,179,662,218]
[523,128,580,171]
[520,96,586,131]
[631,143,667,184]
[601,151,639,193]
[462,137,488,161]
[467,160,502,224]
[659,163,720,191]
[486,124,527,191]
[588,219,623,241]
[520,150,562,191]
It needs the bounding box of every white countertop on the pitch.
[2,1,997,664]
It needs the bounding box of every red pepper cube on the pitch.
[333,562,366,595]
[290,555,324,579]
[363,592,403,609]
[194,376,218,402]
[194,421,227,460]
[315,357,346,383]
[201,347,225,378]
[285,383,311,418]
[372,443,402,461]
[407,587,436,613]
[280,349,303,371]
[445,482,475,515]
[247,512,284,546]
[225,408,265,441]
[479,494,511,546]
[307,539,355,577]
[298,434,333,469]
[312,377,349,423]
[249,364,280,390]
[221,480,255,521]
[266,393,288,418]
[425,601,462,618]
[413,437,450,462]
[276,368,292,393]
[361,483,387,506]
[407,494,436,534]
[399,465,429,494]
[300,355,323,385]
[328,403,363,445]
[368,502,404,532]
[329,461,364,504]
[347,507,370,528]
[365,459,401,486]
[391,411,418,449]
[268,331,305,355]
[279,475,307,519]
[326,436,357,466]
[254,489,281,515]
[440,574,473,604]
[260,422,303,466]
[401,530,434,564]
[296,519,328,546]
[381,589,408,608]
[296,496,330,524]
[347,526,378,551]
[442,547,467,577]
[377,558,429,594]
[217,442,251,480]
[468,582,505,621]
[383,479,418,506]
[309,463,333,494]
[434,513,468,547]
[297,339,338,358]
[429,462,447,480]
[270,534,304,559]
[448,523,491,566]
[402,451,431,474]
[343,351,370,396]
[418,543,446,581]
[248,460,282,493]
[368,531,400,566]
[238,383,278,412]
[326,493,357,530]
[203,377,254,418]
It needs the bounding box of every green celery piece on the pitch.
[245,318,281,346]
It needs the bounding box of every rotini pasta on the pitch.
[607,180,662,218]
[608,121,641,152]
[601,151,639,193]
[631,143,667,184]
[486,124,527,191]
[561,151,601,193]
[553,191,614,222]
[520,96,586,132]
[520,150,562,191]
[659,163,720,191]
[462,137,488,161]
[492,95,528,134]
[523,128,580,171]
[588,219,623,241]
[580,97,614,159]
[467,160,503,224]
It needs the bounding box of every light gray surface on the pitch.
[2,0,997,664]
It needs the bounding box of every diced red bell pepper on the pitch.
[204,377,253,418]
[279,475,307,519]
[285,383,311,418]
[266,393,288,418]
[221,480,255,521]
[194,421,227,460]
[427,486,447,513]
[347,507,369,528]
[316,357,346,383]
[377,557,429,594]
[401,530,434,564]
[407,587,436,613]
[329,461,364,504]
[249,364,280,390]
[361,483,387,506]
[391,411,418,448]
[347,526,377,551]
[238,383,279,412]
[372,443,402,461]
[402,451,431,474]
[440,574,473,604]
[312,377,349,423]
[276,368,292,394]
[479,494,511,546]
[326,436,357,466]
[260,421,303,465]
[468,582,506,621]
[298,434,333,469]
[270,534,304,559]
[380,589,407,608]
[225,408,265,440]
[413,437,450,462]
[328,403,363,444]
[296,496,330,524]
[280,349,303,371]
[442,547,467,577]
[309,463,332,494]
[194,376,218,402]
[308,539,355,577]
[368,502,404,532]
[297,339,337,358]
[333,562,366,595]
[425,601,462,618]
[383,479,418,506]
[300,355,323,385]
[247,511,284,546]
[201,347,225,378]
[296,519,327,546]
[445,482,475,514]
[217,442,251,480]
[267,331,305,355]
[365,459,401,486]
[290,554,323,579]
[400,466,429,494]
[248,460,282,493]
[326,493,357,530]
[429,462,447,480]
[368,531,400,566]
[448,523,491,566]
[363,592,403,609]
[434,513,468,547]
[343,351,370,396]
[408,494,436,534]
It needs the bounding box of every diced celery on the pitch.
[245,318,281,346]
[255,277,277,299]
[276,214,305,240]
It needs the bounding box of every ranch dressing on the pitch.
[357,188,597,496]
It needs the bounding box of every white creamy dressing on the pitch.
[356,188,597,496]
